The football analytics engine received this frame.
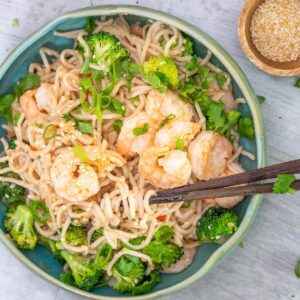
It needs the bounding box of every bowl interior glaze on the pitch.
[0,6,266,300]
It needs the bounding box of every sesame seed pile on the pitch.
[250,0,300,62]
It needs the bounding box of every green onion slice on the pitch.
[43,124,56,140]
[100,95,112,109]
[113,119,123,134]
[132,123,148,136]
[159,114,176,129]
[29,200,50,224]
[73,146,90,162]
[175,138,185,151]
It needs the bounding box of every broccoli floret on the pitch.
[143,55,179,90]
[60,250,103,291]
[65,224,88,247]
[142,226,183,267]
[60,243,112,290]
[196,207,238,244]
[4,205,37,249]
[0,162,25,205]
[37,234,63,262]
[80,32,128,73]
[112,254,146,293]
[130,271,160,295]
[143,241,183,267]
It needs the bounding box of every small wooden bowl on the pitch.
[238,0,300,76]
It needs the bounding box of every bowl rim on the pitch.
[0,5,267,300]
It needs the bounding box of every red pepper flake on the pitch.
[29,145,38,151]
[56,125,60,129]
[156,215,167,222]
[7,131,16,138]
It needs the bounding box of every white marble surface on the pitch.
[0,0,300,299]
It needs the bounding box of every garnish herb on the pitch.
[294,259,300,278]
[155,226,173,244]
[175,138,185,151]
[215,73,226,88]
[132,124,148,136]
[29,200,50,224]
[257,95,266,104]
[295,78,300,88]
[84,16,97,34]
[239,241,244,249]
[43,124,57,140]
[62,114,93,135]
[110,98,126,114]
[12,18,20,27]
[186,56,197,71]
[129,97,140,107]
[182,38,193,56]
[273,174,296,194]
[13,73,41,98]
[113,119,123,134]
[80,57,90,74]
[73,146,90,163]
[237,117,255,139]
[159,114,176,129]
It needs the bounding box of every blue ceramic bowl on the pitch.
[0,5,266,299]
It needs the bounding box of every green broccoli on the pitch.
[143,55,179,91]
[143,241,182,267]
[60,250,103,291]
[196,207,238,245]
[65,224,88,247]
[4,205,37,249]
[79,32,128,73]
[0,162,25,205]
[112,254,146,293]
[142,226,183,267]
[60,243,112,290]
[37,234,63,262]
[130,271,160,295]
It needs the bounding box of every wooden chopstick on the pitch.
[149,180,300,205]
[156,159,300,197]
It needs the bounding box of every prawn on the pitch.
[215,161,245,208]
[138,146,192,189]
[154,120,200,149]
[188,131,233,180]
[145,89,194,123]
[20,83,57,122]
[116,112,155,157]
[50,146,124,202]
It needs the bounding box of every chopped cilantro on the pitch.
[13,73,40,98]
[294,259,300,278]
[273,174,296,195]
[182,38,193,56]
[12,18,19,27]
[237,117,255,139]
[186,56,197,71]
[295,78,300,88]
[215,73,226,88]
[239,241,244,249]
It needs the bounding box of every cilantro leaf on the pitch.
[144,72,169,93]
[186,56,197,71]
[237,117,255,138]
[175,138,185,151]
[206,101,226,130]
[294,259,300,278]
[215,73,226,88]
[0,94,15,122]
[182,38,193,56]
[84,17,97,34]
[180,82,197,98]
[273,174,296,194]
[257,95,266,104]
[295,78,300,88]
[13,73,40,98]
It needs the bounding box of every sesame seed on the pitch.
[250,0,300,62]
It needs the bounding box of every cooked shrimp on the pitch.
[209,80,237,112]
[35,83,57,114]
[215,161,245,208]
[162,247,196,273]
[145,89,194,123]
[154,120,200,149]
[20,83,57,122]
[139,146,191,189]
[188,131,233,180]
[50,146,108,202]
[20,89,44,122]
[116,112,155,157]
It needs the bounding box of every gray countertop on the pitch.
[0,0,299,299]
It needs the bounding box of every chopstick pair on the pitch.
[149,159,300,205]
